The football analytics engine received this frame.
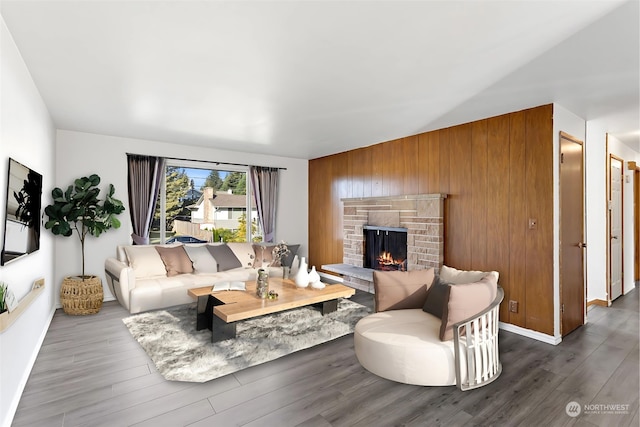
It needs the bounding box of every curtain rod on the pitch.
[126,153,287,171]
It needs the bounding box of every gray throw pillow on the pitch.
[422,275,450,319]
[207,244,242,271]
[281,244,300,268]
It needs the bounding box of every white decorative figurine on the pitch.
[294,257,309,288]
[308,266,324,289]
[289,255,300,277]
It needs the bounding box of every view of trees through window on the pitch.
[149,165,260,244]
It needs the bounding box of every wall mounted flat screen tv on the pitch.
[1,158,43,266]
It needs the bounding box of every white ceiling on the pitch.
[2,0,638,159]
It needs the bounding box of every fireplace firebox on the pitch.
[363,226,407,271]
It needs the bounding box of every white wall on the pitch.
[0,18,56,427]
[607,134,639,296]
[55,130,309,301]
[582,121,639,306]
[553,104,587,340]
[585,121,609,303]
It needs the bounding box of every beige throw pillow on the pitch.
[252,244,277,268]
[440,265,495,284]
[155,245,194,277]
[373,268,435,312]
[123,246,168,279]
[227,242,256,268]
[439,271,498,341]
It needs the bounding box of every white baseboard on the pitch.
[499,322,562,345]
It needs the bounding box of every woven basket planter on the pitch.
[60,276,103,315]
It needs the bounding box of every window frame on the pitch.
[157,159,256,243]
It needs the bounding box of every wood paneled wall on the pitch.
[309,104,554,334]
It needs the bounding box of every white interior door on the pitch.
[610,157,623,301]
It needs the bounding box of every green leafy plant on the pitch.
[0,282,9,313]
[0,282,6,313]
[44,174,125,278]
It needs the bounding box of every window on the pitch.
[149,160,261,244]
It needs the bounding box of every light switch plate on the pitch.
[509,300,518,313]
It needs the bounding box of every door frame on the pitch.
[629,161,640,282]
[559,131,586,335]
[607,152,625,302]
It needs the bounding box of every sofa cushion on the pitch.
[354,309,465,386]
[123,246,167,279]
[373,268,434,312]
[207,244,243,271]
[155,245,194,277]
[440,271,498,341]
[184,245,218,274]
[422,275,450,319]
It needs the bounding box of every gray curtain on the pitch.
[127,154,165,245]
[250,166,279,243]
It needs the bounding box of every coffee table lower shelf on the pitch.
[188,278,355,343]
[198,295,341,342]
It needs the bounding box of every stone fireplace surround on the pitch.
[322,194,446,293]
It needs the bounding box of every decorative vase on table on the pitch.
[289,255,300,277]
[256,269,269,299]
[294,257,309,288]
[308,266,321,287]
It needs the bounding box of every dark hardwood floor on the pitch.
[12,287,639,426]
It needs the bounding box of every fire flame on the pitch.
[377,251,406,271]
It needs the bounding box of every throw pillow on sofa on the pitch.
[123,246,168,278]
[251,243,300,268]
[207,244,243,271]
[155,245,194,277]
[226,242,256,268]
[373,268,435,312]
[252,244,278,268]
[184,245,218,274]
[280,244,299,268]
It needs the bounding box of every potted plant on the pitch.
[44,174,125,315]
[0,282,7,314]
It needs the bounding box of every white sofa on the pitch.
[354,266,503,390]
[104,242,297,314]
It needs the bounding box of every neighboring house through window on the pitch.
[190,188,258,233]
[150,160,260,243]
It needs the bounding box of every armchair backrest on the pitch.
[454,286,504,391]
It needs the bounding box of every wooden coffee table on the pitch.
[188,277,355,342]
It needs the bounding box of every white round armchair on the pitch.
[354,266,504,390]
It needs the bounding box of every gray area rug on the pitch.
[123,299,370,383]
